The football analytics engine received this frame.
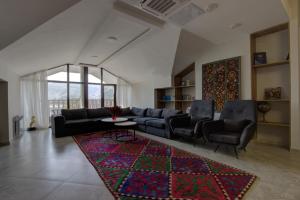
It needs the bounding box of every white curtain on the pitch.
[21,71,49,129]
[117,78,132,108]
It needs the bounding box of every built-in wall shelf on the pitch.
[156,85,195,90]
[175,85,195,88]
[253,60,289,68]
[258,122,290,127]
[155,63,195,111]
[251,22,291,149]
[159,100,193,102]
[256,99,290,102]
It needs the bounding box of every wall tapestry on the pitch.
[202,56,241,112]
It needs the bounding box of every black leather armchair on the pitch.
[169,100,215,141]
[202,100,257,158]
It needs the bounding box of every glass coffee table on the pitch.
[114,121,137,142]
[101,118,128,138]
[101,117,128,123]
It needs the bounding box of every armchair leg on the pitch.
[234,147,239,159]
[214,145,220,152]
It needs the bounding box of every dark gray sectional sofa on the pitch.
[51,107,181,138]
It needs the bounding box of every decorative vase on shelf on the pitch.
[257,102,271,122]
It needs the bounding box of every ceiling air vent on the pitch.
[141,0,190,17]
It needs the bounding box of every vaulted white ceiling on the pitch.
[0,0,81,50]
[0,0,288,83]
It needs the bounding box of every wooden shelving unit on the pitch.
[253,60,289,68]
[258,122,290,127]
[155,63,195,111]
[251,23,291,149]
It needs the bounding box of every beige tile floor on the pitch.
[0,129,300,200]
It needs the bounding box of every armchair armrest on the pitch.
[164,114,188,138]
[51,115,66,137]
[169,114,191,130]
[194,118,213,137]
[202,120,224,141]
[238,122,256,150]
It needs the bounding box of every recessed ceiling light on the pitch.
[205,3,218,13]
[107,36,118,43]
[230,23,242,29]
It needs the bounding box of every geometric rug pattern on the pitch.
[74,132,256,200]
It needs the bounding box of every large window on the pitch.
[47,65,116,115]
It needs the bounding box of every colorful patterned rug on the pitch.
[73,132,256,200]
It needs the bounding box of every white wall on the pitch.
[131,75,171,108]
[0,66,21,142]
[195,35,252,100]
[282,0,300,150]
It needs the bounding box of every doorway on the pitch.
[0,80,9,145]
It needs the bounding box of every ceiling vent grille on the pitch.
[141,0,190,16]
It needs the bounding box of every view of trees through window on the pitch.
[47,65,116,115]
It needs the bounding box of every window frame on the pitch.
[47,64,117,109]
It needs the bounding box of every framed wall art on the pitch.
[202,56,241,112]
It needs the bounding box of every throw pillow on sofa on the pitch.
[151,109,163,118]
[161,109,181,119]
[131,107,146,117]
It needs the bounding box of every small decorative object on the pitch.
[185,80,191,86]
[254,52,267,65]
[186,106,191,114]
[181,81,186,86]
[257,102,271,122]
[27,116,37,131]
[109,106,122,120]
[264,87,281,99]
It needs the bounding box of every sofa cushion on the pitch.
[224,119,248,132]
[131,107,146,117]
[87,108,111,119]
[146,108,163,118]
[161,109,181,119]
[133,117,156,125]
[65,119,94,128]
[145,108,153,117]
[152,109,163,118]
[61,109,87,120]
[146,119,165,128]
[121,107,132,116]
[209,132,241,145]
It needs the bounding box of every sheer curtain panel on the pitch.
[21,71,49,129]
[117,78,132,108]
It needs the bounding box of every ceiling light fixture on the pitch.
[205,3,218,13]
[91,56,98,58]
[107,36,118,43]
[230,23,242,29]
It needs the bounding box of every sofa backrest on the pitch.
[120,107,133,116]
[61,109,87,120]
[131,107,146,117]
[87,108,111,119]
[145,108,163,118]
[220,100,257,122]
[161,109,181,119]
[190,100,215,122]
